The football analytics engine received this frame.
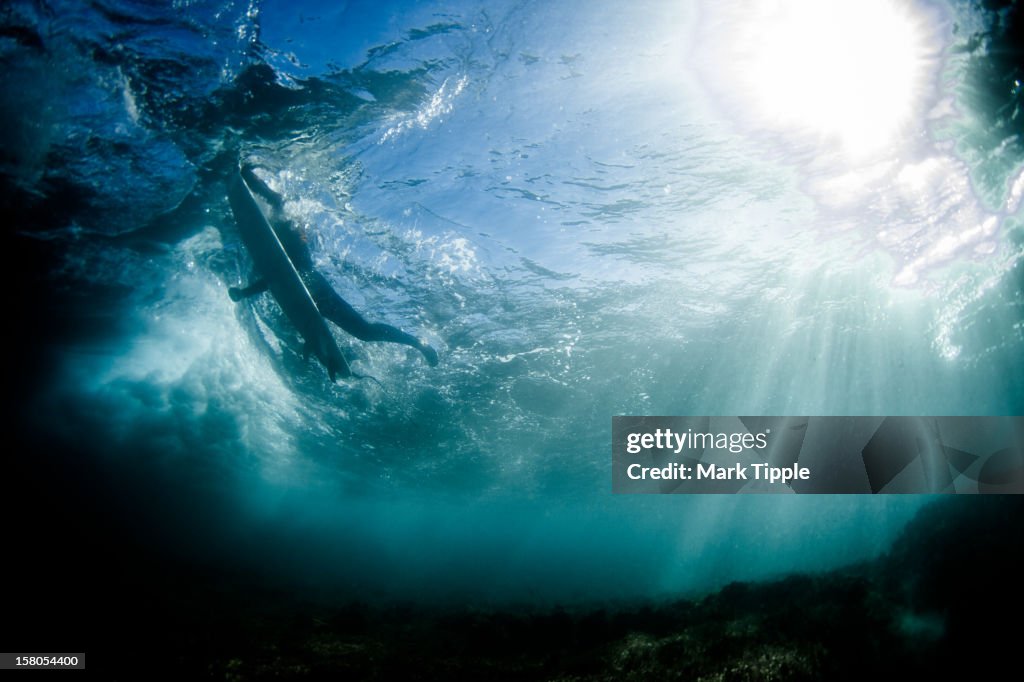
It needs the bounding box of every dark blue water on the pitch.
[4,0,1022,612]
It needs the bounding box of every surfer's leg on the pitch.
[228,278,269,302]
[307,272,439,366]
[328,300,439,366]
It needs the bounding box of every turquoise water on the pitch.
[6,0,1022,604]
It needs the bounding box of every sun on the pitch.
[709,0,933,156]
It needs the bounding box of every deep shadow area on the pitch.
[142,497,1022,681]
[5,419,1021,682]
[141,498,1021,681]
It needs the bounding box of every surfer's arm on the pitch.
[239,163,315,269]
[228,278,269,301]
[240,164,284,211]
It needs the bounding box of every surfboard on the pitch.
[227,167,351,381]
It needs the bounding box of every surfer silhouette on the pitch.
[229,164,439,367]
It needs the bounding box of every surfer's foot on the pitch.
[420,344,439,367]
[228,286,243,302]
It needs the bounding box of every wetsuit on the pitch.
[230,165,438,366]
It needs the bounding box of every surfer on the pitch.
[229,164,439,367]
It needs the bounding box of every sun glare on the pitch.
[720,0,930,156]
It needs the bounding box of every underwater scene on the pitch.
[3,0,1022,678]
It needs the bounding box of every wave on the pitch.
[4,0,1023,604]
